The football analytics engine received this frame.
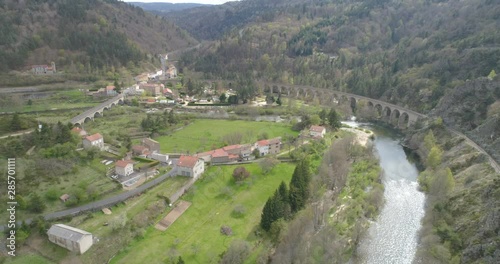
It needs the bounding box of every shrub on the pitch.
[232,166,250,182]
[220,225,233,236]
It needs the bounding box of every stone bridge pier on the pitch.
[71,94,125,126]
[261,82,424,129]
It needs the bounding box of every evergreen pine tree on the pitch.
[10,113,22,131]
[260,197,274,231]
[328,108,341,130]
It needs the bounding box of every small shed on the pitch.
[47,224,93,254]
[60,194,70,203]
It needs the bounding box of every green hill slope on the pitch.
[0,0,197,73]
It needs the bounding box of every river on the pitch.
[349,122,426,264]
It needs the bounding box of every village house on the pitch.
[106,85,116,96]
[132,145,150,157]
[176,155,204,179]
[31,62,56,75]
[142,138,160,153]
[267,137,282,155]
[254,138,282,156]
[47,224,93,254]
[195,150,215,163]
[71,127,87,137]
[82,133,104,150]
[255,139,270,156]
[166,65,177,79]
[140,83,163,96]
[115,160,134,177]
[211,148,230,164]
[163,88,174,98]
[309,125,326,138]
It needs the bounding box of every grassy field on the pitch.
[156,119,298,154]
[0,88,102,113]
[3,254,54,264]
[111,163,296,264]
[0,157,120,221]
[11,176,190,264]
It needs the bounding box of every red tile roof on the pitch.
[195,150,215,158]
[85,133,103,142]
[212,149,228,158]
[71,127,82,133]
[257,139,269,146]
[177,155,199,168]
[164,88,173,94]
[222,145,241,151]
[106,85,115,90]
[116,160,133,168]
[132,145,149,153]
[310,125,326,133]
[268,137,281,144]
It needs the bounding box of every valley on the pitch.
[0,0,499,263]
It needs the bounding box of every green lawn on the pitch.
[0,88,101,113]
[111,163,296,264]
[156,119,298,154]
[3,254,54,264]
[12,177,190,264]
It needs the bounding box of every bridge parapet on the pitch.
[70,94,124,126]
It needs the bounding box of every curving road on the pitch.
[0,169,178,231]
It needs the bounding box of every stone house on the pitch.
[115,160,134,177]
[267,137,282,155]
[47,224,93,254]
[142,138,160,153]
[132,145,150,157]
[31,62,56,75]
[255,139,270,156]
[176,155,204,179]
[82,133,104,150]
[71,127,87,137]
[106,86,116,96]
[309,125,326,138]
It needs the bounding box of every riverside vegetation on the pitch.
[405,120,499,263]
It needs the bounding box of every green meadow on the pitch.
[112,163,296,264]
[155,119,298,154]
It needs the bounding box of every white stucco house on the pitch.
[115,160,134,177]
[309,125,326,138]
[255,139,270,156]
[176,155,204,179]
[47,224,93,254]
[82,133,105,150]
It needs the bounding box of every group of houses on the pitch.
[87,85,118,98]
[31,62,56,75]
[195,137,282,164]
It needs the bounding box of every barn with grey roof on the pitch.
[47,224,94,254]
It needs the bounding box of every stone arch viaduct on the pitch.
[261,82,426,128]
[70,94,124,126]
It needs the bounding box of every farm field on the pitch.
[8,176,190,264]
[111,163,296,264]
[0,89,101,113]
[0,157,120,222]
[156,119,298,154]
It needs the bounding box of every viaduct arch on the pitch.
[70,94,124,126]
[261,82,425,129]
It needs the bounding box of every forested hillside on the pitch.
[176,0,499,113]
[0,0,197,73]
[128,2,207,13]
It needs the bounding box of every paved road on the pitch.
[0,167,178,231]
